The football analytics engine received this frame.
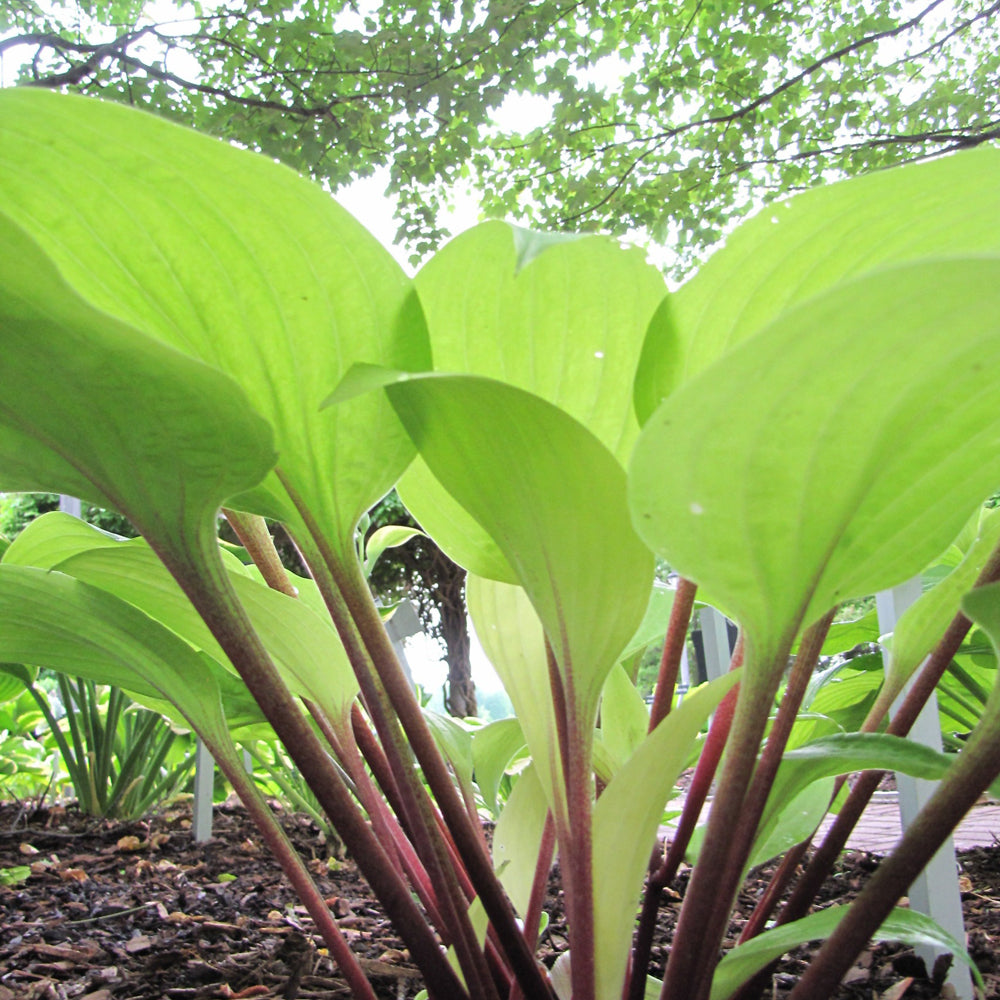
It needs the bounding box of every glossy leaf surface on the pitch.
[0,213,276,557]
[386,375,654,729]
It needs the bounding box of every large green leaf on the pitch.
[709,905,983,1000]
[382,375,654,730]
[0,565,258,752]
[400,222,665,580]
[592,672,740,1000]
[5,515,358,722]
[1,511,130,569]
[0,213,276,558]
[635,147,1000,419]
[0,89,429,559]
[630,257,1000,668]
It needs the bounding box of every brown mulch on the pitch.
[2,800,999,1000]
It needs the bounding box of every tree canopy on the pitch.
[3,0,998,267]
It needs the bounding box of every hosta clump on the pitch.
[1,88,1000,1000]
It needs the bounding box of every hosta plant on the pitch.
[2,88,1000,1000]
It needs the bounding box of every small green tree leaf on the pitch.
[630,258,1000,670]
[709,905,983,1000]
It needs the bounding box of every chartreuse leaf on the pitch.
[591,673,739,1000]
[635,147,1000,418]
[467,576,564,808]
[400,221,665,581]
[885,506,1000,696]
[686,776,837,869]
[630,258,1000,673]
[816,609,880,656]
[0,668,25,705]
[709,905,983,1000]
[961,582,1000,690]
[599,663,650,777]
[363,525,424,577]
[492,763,550,915]
[0,565,261,759]
[0,89,428,562]
[7,518,358,723]
[0,213,276,559]
[471,717,527,818]
[423,711,475,803]
[384,375,654,733]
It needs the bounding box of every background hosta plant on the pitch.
[1,88,1000,1000]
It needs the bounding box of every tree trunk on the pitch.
[439,564,476,718]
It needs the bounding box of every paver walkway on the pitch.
[820,794,1000,854]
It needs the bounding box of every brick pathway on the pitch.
[663,796,1000,855]
[818,795,1000,854]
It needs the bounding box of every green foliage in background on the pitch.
[2,1,998,265]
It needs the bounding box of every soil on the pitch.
[2,800,999,1000]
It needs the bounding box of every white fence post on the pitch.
[877,580,971,998]
[699,607,735,681]
[192,737,215,843]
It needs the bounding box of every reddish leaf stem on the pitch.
[701,611,835,949]
[158,539,468,1000]
[323,542,553,1000]
[626,636,743,1000]
[660,631,795,1000]
[213,737,381,1000]
[648,578,698,730]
